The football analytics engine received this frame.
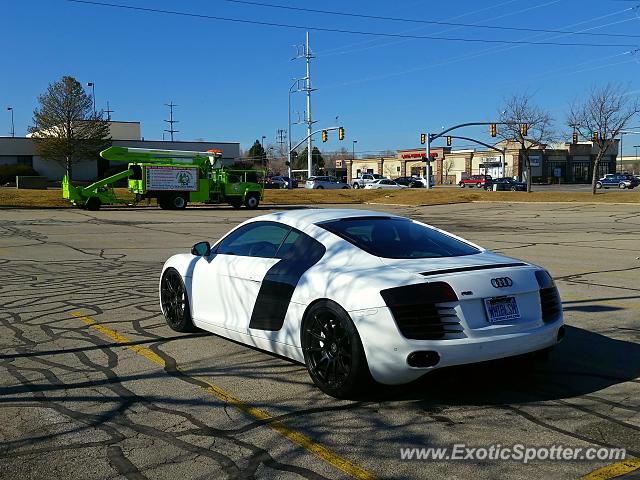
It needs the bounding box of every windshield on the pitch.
[319,217,481,259]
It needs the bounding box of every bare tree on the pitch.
[29,76,110,180]
[568,83,640,194]
[442,157,454,184]
[498,94,554,192]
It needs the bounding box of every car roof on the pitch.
[247,208,405,230]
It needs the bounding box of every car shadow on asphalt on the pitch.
[362,325,640,405]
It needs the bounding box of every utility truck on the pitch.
[62,146,265,211]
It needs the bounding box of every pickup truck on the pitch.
[352,173,386,189]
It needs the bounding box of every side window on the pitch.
[215,222,291,258]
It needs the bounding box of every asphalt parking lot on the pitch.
[1,202,639,480]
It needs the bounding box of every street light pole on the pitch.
[634,145,640,173]
[87,82,96,117]
[352,140,357,163]
[287,78,303,190]
[7,107,14,137]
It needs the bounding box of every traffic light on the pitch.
[322,130,328,142]
[519,123,528,136]
[572,131,578,144]
[489,123,497,137]
[592,131,599,142]
[420,133,426,145]
[446,136,452,146]
[338,127,344,140]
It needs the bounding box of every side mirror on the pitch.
[191,241,211,257]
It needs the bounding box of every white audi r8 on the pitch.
[160,209,564,398]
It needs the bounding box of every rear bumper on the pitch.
[351,306,563,385]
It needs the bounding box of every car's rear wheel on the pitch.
[476,183,484,188]
[160,268,195,332]
[352,183,360,189]
[459,182,465,188]
[301,300,371,398]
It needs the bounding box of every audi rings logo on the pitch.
[491,277,513,288]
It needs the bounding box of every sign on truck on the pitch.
[145,166,199,191]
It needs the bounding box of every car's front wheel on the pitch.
[596,182,603,189]
[301,300,371,398]
[619,182,627,189]
[459,182,465,188]
[161,268,196,332]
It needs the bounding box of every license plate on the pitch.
[484,296,520,323]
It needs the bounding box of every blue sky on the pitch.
[3,0,640,155]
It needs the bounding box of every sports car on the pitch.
[160,209,564,398]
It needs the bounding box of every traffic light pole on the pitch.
[423,121,518,184]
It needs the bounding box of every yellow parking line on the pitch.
[72,312,375,480]
[580,458,640,479]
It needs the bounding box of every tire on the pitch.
[169,193,188,210]
[459,182,465,188]
[316,186,324,189]
[619,183,627,189]
[511,186,517,191]
[85,197,101,211]
[301,300,371,398]
[342,186,349,189]
[352,183,360,189]
[476,183,483,188]
[596,182,602,189]
[245,193,260,209]
[160,268,196,332]
[228,197,242,209]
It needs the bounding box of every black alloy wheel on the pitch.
[302,301,370,398]
[160,268,195,332]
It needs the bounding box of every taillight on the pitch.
[535,270,555,289]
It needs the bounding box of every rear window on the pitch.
[319,217,480,259]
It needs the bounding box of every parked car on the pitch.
[364,179,407,190]
[484,177,527,191]
[459,175,492,188]
[162,209,564,397]
[305,176,350,189]
[393,176,424,188]
[266,176,287,189]
[596,174,639,190]
[352,173,386,189]
[281,176,298,188]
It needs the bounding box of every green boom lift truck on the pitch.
[62,146,265,211]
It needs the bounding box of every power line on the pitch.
[66,0,638,48]
[220,0,640,39]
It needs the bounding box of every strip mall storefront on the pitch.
[347,141,618,184]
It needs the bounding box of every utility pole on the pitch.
[164,102,179,142]
[105,101,114,122]
[293,32,317,178]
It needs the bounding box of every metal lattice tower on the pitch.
[164,102,179,142]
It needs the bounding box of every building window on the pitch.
[396,166,400,172]
[17,156,33,167]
